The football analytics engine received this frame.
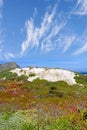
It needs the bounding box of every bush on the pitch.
[21,123,36,130]
[83,109,87,120]
[16,75,28,82]
[75,74,87,87]
[6,73,18,80]
[29,73,36,77]
[49,86,64,98]
[0,70,18,80]
[50,117,78,130]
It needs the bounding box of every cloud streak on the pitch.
[4,53,15,60]
[73,30,87,55]
[21,3,72,55]
[0,0,3,18]
[63,35,75,52]
[21,4,58,55]
[55,34,76,53]
[20,0,87,57]
[0,0,3,7]
[73,0,87,15]
[74,43,87,55]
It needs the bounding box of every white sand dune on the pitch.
[11,67,76,85]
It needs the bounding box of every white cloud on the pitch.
[63,35,75,52]
[41,40,54,53]
[21,18,34,54]
[33,8,37,19]
[21,5,57,55]
[73,30,87,55]
[0,0,3,18]
[0,0,3,7]
[40,22,67,52]
[73,43,87,55]
[73,0,87,15]
[55,34,75,52]
[21,4,70,55]
[4,53,15,60]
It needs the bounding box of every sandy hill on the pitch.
[11,67,76,85]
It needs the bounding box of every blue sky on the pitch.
[0,0,87,72]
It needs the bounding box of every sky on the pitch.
[0,0,87,72]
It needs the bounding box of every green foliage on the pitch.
[50,116,79,130]
[6,72,18,80]
[49,86,64,98]
[82,109,87,120]
[16,75,28,82]
[0,70,11,78]
[21,123,36,130]
[0,70,28,82]
[0,110,37,130]
[0,70,18,80]
[29,73,36,77]
[51,117,72,130]
[75,74,87,86]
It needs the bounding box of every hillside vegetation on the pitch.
[0,68,87,130]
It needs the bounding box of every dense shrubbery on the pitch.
[83,109,87,120]
[0,109,87,130]
[75,74,87,87]
[0,70,28,82]
[0,70,87,129]
[16,75,28,82]
[29,73,36,77]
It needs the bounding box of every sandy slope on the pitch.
[11,67,76,85]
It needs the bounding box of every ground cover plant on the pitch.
[0,70,87,129]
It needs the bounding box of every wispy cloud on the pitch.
[21,0,87,56]
[73,30,87,55]
[73,0,87,15]
[0,0,3,7]
[55,34,76,53]
[33,8,37,19]
[63,35,75,52]
[4,53,15,60]
[73,43,87,55]
[0,0,3,18]
[21,2,71,55]
[0,52,16,61]
[21,4,57,55]
[41,40,54,53]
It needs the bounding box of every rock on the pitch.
[0,62,20,72]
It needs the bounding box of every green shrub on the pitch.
[16,75,28,82]
[75,74,87,87]
[29,73,36,77]
[82,109,87,120]
[0,70,18,80]
[50,117,78,130]
[6,72,18,80]
[21,123,36,130]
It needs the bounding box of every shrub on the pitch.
[51,117,71,130]
[49,86,64,98]
[21,123,36,130]
[0,70,18,80]
[6,73,18,80]
[50,117,78,130]
[16,75,28,82]
[29,73,36,77]
[82,109,87,120]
